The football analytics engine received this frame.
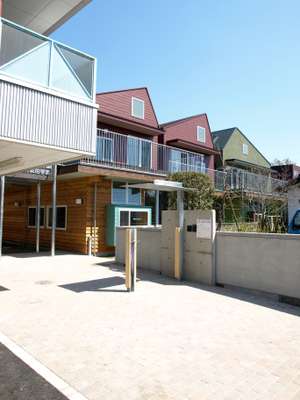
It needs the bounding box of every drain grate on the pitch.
[0,285,9,292]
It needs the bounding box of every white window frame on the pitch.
[111,181,141,206]
[242,143,249,155]
[27,206,45,228]
[117,207,151,227]
[196,126,206,143]
[131,97,145,119]
[46,205,68,231]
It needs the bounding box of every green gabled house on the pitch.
[212,127,271,172]
[211,128,284,225]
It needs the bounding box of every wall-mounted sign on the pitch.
[196,218,211,239]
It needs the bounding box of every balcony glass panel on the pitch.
[0,18,96,102]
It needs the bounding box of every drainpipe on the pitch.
[36,182,41,253]
[0,176,5,257]
[51,165,57,257]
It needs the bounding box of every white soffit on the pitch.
[3,0,91,35]
[0,139,80,175]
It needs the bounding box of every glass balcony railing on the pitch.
[0,18,96,102]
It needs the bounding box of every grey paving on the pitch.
[1,253,300,400]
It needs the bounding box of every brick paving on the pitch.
[1,253,300,400]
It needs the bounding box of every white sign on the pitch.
[196,219,211,239]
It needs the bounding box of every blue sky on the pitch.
[52,0,300,164]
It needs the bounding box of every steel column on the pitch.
[0,176,5,257]
[155,190,160,226]
[36,182,41,253]
[51,165,57,257]
[176,190,184,280]
[93,182,97,256]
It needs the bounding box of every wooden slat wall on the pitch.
[3,176,114,254]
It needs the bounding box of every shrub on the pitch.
[168,172,214,210]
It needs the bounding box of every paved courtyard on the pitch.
[1,253,300,400]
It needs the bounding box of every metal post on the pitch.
[176,189,184,279]
[93,182,97,256]
[0,176,5,257]
[131,228,137,291]
[177,190,184,229]
[51,165,57,257]
[36,182,41,253]
[155,190,160,226]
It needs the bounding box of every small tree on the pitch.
[168,172,214,210]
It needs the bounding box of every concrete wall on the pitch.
[183,210,216,285]
[216,231,300,299]
[116,209,216,284]
[288,186,300,223]
[116,226,161,272]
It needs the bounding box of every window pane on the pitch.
[127,137,140,167]
[130,211,148,226]
[57,207,66,229]
[132,98,144,119]
[48,207,66,229]
[96,137,113,162]
[112,182,126,204]
[28,208,36,226]
[128,188,141,205]
[120,211,129,226]
[197,126,205,142]
[141,141,151,169]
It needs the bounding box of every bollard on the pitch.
[125,228,137,292]
[174,227,182,280]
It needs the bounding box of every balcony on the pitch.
[78,129,225,188]
[76,129,288,196]
[224,167,287,196]
[0,18,97,175]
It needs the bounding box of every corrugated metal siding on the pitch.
[0,80,97,154]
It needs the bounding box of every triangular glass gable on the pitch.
[0,42,51,87]
[51,45,90,100]
[0,21,46,67]
[57,44,94,97]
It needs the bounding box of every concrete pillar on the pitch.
[51,165,57,257]
[0,176,5,257]
[36,182,41,253]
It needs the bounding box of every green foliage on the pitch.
[168,172,214,210]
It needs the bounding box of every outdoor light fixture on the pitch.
[0,157,23,169]
[14,201,21,207]
[75,198,83,205]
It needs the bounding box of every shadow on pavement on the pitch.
[59,276,127,293]
[95,260,300,318]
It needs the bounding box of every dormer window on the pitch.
[131,97,145,119]
[196,126,206,143]
[242,143,249,155]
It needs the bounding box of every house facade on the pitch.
[160,114,218,174]
[212,127,287,223]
